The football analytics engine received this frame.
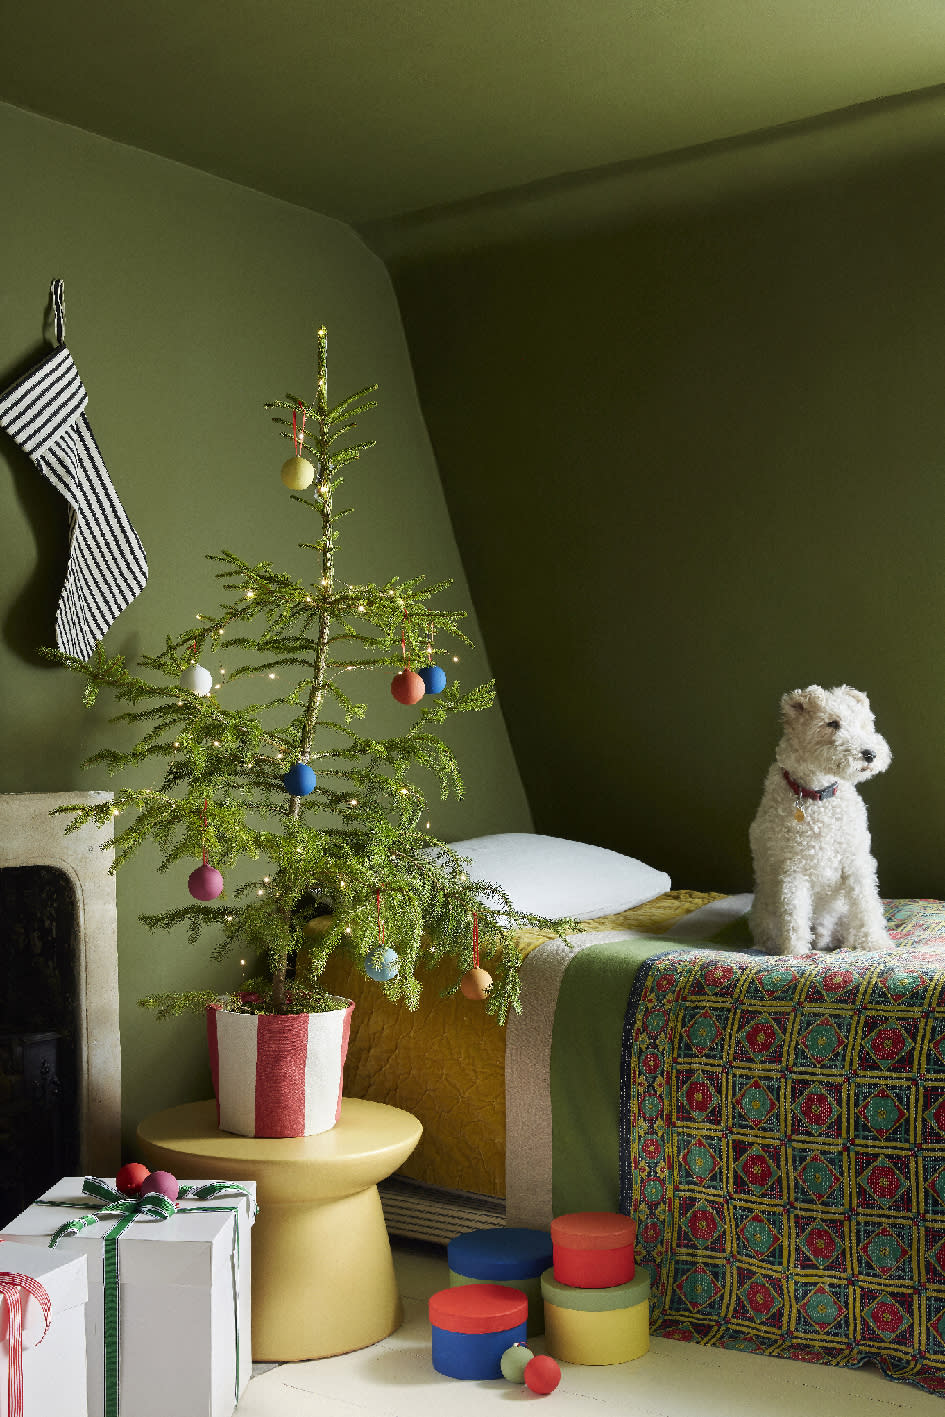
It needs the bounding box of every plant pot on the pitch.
[206,998,355,1138]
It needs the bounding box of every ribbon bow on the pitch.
[0,1272,51,1417]
[41,1176,255,1417]
[48,1178,178,1247]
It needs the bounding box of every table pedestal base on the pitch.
[252,1184,402,1359]
[137,1097,422,1361]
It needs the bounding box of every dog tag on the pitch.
[794,804,805,823]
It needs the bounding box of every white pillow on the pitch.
[442,833,671,921]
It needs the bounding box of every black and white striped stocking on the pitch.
[0,279,148,660]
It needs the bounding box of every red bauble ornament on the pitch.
[390,669,425,705]
[116,1162,150,1197]
[188,865,224,900]
[461,967,493,1000]
[524,1354,561,1394]
[139,1170,179,1201]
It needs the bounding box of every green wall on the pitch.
[385,138,945,901]
[0,101,531,1152]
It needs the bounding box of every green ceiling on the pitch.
[1,0,944,228]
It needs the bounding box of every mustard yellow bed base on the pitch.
[320,889,722,1197]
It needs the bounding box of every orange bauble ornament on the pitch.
[391,669,425,705]
[461,967,493,1000]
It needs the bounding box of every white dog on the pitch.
[749,684,892,956]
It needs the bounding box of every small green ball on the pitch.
[500,1343,535,1382]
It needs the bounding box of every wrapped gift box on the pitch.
[0,1240,88,1417]
[1,1178,254,1417]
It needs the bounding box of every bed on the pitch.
[318,832,716,1228]
[324,836,945,1397]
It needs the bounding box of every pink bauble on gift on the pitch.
[139,1170,179,1201]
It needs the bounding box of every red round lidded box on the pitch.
[429,1283,529,1379]
[551,1211,637,1289]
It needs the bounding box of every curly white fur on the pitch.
[749,684,892,956]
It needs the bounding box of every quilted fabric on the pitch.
[623,941,945,1397]
[320,888,722,1195]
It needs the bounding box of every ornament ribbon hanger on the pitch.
[391,608,425,704]
[461,911,492,1001]
[280,404,315,488]
[186,798,224,900]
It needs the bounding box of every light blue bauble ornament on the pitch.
[419,663,447,695]
[282,762,317,796]
[364,946,400,982]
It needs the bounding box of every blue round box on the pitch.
[430,1283,529,1380]
[448,1227,553,1336]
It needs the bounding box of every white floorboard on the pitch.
[238,1240,945,1416]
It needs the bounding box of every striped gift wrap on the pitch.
[0,1240,87,1417]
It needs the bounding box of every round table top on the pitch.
[137,1097,423,1201]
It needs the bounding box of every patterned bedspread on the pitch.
[622,942,945,1397]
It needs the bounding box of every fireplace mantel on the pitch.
[0,792,121,1174]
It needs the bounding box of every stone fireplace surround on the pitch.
[0,792,121,1175]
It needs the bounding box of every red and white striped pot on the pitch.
[206,998,354,1138]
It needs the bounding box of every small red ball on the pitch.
[188,865,224,900]
[139,1170,179,1201]
[390,669,425,705]
[116,1163,150,1197]
[524,1354,561,1394]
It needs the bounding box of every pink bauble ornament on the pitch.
[461,967,493,1001]
[188,865,224,900]
[524,1354,561,1395]
[281,455,315,489]
[139,1170,179,1201]
[116,1163,150,1197]
[391,669,425,705]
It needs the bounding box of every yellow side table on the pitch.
[137,1097,422,1361]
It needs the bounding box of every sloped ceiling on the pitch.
[1,0,944,229]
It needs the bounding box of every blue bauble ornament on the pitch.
[364,946,400,982]
[419,663,447,695]
[282,762,317,796]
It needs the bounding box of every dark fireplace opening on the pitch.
[0,865,80,1225]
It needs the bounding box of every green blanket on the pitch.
[547,898,945,1397]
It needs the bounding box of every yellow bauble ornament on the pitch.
[281,455,315,490]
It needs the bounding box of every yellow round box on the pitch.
[540,1267,650,1365]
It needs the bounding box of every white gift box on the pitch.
[0,1239,88,1417]
[1,1178,255,1417]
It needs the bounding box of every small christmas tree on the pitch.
[50,328,572,1023]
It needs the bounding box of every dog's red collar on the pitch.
[782,769,839,802]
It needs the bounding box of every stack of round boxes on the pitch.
[428,1227,552,1380]
[541,1211,650,1365]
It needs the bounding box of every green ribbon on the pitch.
[41,1177,256,1417]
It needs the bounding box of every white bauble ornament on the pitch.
[180,663,213,696]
